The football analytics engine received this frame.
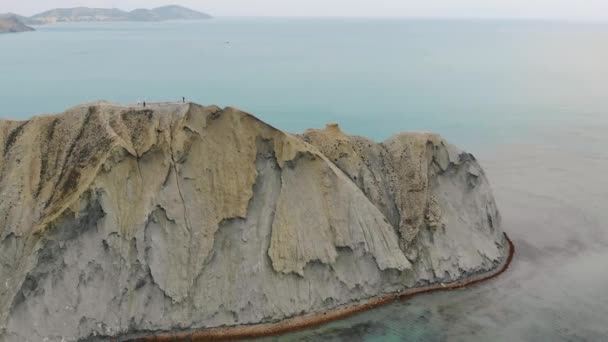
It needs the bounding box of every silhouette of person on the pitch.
[182,97,185,103]
[143,101,146,108]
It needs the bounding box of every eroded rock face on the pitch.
[0,103,506,341]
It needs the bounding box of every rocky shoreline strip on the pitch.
[120,233,515,342]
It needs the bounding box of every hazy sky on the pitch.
[2,0,608,20]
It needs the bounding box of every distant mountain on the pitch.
[0,15,35,33]
[30,7,128,24]
[0,13,29,22]
[28,5,211,24]
[0,13,39,25]
[130,5,212,21]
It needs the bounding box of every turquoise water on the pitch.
[1,18,608,341]
[2,18,608,148]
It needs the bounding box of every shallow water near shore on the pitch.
[1,18,607,341]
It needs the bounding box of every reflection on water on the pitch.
[259,124,608,341]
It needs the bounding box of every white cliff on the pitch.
[0,103,507,341]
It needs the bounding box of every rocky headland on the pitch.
[0,16,34,33]
[0,102,509,341]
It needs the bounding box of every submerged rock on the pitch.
[0,102,507,341]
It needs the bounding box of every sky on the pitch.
[1,0,608,20]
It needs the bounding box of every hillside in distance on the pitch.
[25,5,211,24]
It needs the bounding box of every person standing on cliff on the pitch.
[182,96,185,103]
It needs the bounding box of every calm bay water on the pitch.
[1,18,607,341]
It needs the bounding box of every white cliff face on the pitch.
[0,103,507,341]
[301,125,504,281]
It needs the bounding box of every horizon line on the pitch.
[215,15,608,22]
[5,8,608,23]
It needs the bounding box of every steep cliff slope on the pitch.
[0,103,507,341]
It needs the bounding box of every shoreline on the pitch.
[122,233,515,342]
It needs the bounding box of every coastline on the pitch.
[120,233,515,342]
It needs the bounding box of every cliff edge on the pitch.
[0,103,507,341]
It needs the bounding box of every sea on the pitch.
[1,18,607,341]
